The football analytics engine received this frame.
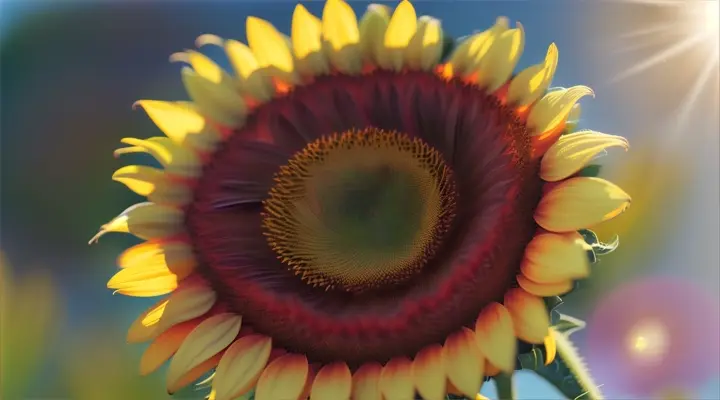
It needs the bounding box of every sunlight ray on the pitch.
[674,55,719,132]
[610,33,705,83]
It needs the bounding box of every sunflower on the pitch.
[91,1,631,399]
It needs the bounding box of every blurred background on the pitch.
[1,0,718,399]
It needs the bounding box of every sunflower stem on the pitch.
[494,372,516,400]
[530,330,604,400]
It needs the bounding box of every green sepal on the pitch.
[553,313,586,337]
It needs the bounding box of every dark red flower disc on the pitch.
[185,70,543,366]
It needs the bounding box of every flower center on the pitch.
[262,128,457,292]
[187,70,541,364]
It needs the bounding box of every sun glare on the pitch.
[610,0,720,129]
[626,318,670,365]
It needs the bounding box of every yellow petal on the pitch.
[112,165,191,206]
[443,328,485,398]
[118,241,190,268]
[474,303,516,373]
[246,17,296,84]
[322,0,362,74]
[406,16,443,71]
[544,331,557,365]
[172,353,224,394]
[140,320,198,375]
[484,360,501,377]
[504,288,550,344]
[541,130,630,182]
[213,335,272,400]
[535,177,631,232]
[351,362,383,400]
[379,357,414,400]
[520,232,591,284]
[412,344,446,400]
[127,282,215,342]
[527,86,594,136]
[378,0,417,71]
[310,362,352,400]
[255,354,309,400]
[358,5,391,65]
[448,17,509,77]
[106,259,191,297]
[516,274,574,297]
[90,202,183,243]
[223,39,273,102]
[167,313,242,393]
[507,43,558,106]
[565,103,582,132]
[114,136,200,177]
[170,50,234,87]
[476,23,525,92]
[112,165,163,197]
[133,100,221,152]
[181,67,247,127]
[292,4,329,77]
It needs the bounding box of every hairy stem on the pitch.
[532,329,604,400]
[494,373,516,400]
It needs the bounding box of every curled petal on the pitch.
[213,335,272,400]
[476,23,525,92]
[412,344,446,400]
[474,303,516,373]
[544,331,557,365]
[181,67,247,127]
[358,5,390,65]
[322,0,362,74]
[535,177,631,232]
[292,4,329,77]
[133,100,220,152]
[112,165,191,206]
[90,202,183,243]
[443,328,485,398]
[167,313,243,393]
[447,17,509,76]
[516,274,574,297]
[223,39,274,102]
[541,130,630,182]
[406,16,444,71]
[127,282,215,342]
[247,17,297,84]
[527,85,594,136]
[310,362,352,400]
[507,43,558,106]
[170,50,234,88]
[521,232,591,284]
[378,0,417,71]
[504,288,550,344]
[351,362,382,400]
[255,354,309,400]
[379,357,414,400]
[114,136,200,177]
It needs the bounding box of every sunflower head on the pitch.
[92,1,631,399]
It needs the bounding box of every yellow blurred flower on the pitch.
[0,253,61,399]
